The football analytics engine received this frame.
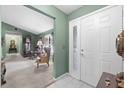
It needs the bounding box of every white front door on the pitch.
[80,6,123,86]
[69,19,81,80]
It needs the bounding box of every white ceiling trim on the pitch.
[54,5,82,14]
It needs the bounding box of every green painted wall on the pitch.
[1,22,38,58]
[38,29,53,38]
[68,5,107,21]
[32,5,68,78]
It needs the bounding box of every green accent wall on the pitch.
[38,29,53,38]
[31,5,68,78]
[68,5,107,21]
[1,22,38,58]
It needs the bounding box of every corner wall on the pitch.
[32,5,68,78]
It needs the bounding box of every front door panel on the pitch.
[80,6,123,86]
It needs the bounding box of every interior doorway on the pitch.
[1,5,55,88]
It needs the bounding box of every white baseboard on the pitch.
[55,73,69,80]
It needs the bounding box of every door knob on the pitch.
[81,49,84,55]
[81,49,83,52]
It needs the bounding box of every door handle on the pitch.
[81,49,83,52]
[81,49,84,55]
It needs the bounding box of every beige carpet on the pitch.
[4,53,27,62]
[1,54,55,88]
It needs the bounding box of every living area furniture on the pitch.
[1,60,6,85]
[9,48,17,53]
[28,50,39,59]
[35,47,50,68]
[36,53,49,68]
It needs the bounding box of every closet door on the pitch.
[81,6,123,87]
[69,19,81,80]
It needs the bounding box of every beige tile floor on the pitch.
[47,74,92,88]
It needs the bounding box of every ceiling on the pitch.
[1,5,54,35]
[54,5,82,14]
